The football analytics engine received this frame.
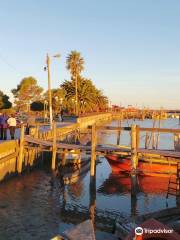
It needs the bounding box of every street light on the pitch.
[44,53,60,128]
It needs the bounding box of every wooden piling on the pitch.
[145,132,149,149]
[156,118,161,149]
[90,124,97,180]
[131,174,138,218]
[117,119,121,145]
[136,125,140,149]
[17,124,25,174]
[61,149,68,166]
[35,124,39,138]
[152,132,156,149]
[131,124,137,170]
[151,119,156,149]
[89,179,96,226]
[51,121,57,170]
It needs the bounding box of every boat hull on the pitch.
[106,154,178,177]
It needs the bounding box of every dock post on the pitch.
[145,132,149,149]
[61,149,68,166]
[35,124,39,138]
[51,121,57,170]
[17,124,25,174]
[152,131,156,149]
[176,163,180,206]
[136,125,140,150]
[117,119,121,145]
[89,124,96,225]
[131,174,138,225]
[90,124,97,183]
[89,176,96,226]
[131,124,137,171]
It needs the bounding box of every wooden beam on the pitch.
[51,122,57,170]
[131,124,137,170]
[17,125,25,173]
[90,124,97,178]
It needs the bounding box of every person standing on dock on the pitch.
[7,114,17,140]
[60,109,64,122]
[25,115,36,134]
[0,114,8,140]
[0,113,3,140]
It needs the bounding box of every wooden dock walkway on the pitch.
[24,135,180,159]
[22,121,180,181]
[1,112,180,181]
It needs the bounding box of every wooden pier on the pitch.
[1,112,180,182]
[0,113,180,239]
[24,123,180,176]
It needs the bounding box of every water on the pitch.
[0,119,179,239]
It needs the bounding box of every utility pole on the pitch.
[46,54,53,128]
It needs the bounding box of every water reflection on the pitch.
[97,173,169,196]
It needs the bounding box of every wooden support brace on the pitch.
[51,122,57,170]
[131,124,137,171]
[61,149,68,166]
[17,125,25,173]
[90,124,97,178]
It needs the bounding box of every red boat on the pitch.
[106,154,178,177]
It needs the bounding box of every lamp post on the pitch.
[45,53,60,128]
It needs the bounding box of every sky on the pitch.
[0,0,180,109]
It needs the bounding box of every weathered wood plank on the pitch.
[63,220,96,240]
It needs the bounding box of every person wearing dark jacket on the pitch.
[60,109,64,122]
[0,114,8,140]
[0,113,3,140]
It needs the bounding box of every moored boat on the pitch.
[106,154,178,177]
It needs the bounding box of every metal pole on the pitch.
[47,54,53,128]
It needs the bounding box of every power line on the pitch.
[0,52,18,72]
[0,50,44,79]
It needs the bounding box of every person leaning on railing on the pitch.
[25,115,36,135]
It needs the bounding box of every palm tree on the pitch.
[61,77,108,114]
[66,51,84,115]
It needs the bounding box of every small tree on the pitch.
[12,76,43,112]
[0,91,12,109]
[30,101,44,111]
[61,77,108,114]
